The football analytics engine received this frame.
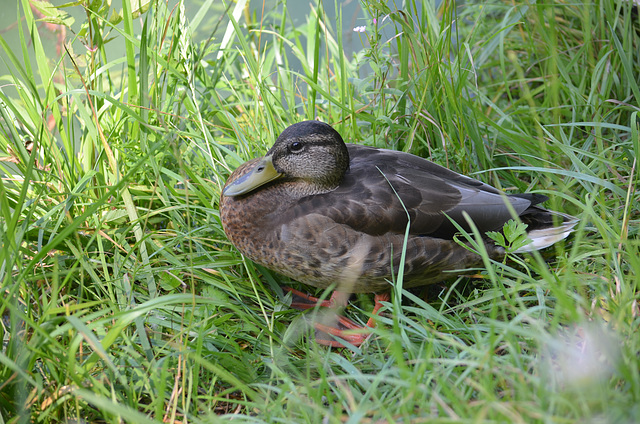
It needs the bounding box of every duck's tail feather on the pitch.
[516,210,579,253]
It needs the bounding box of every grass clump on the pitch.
[0,0,638,422]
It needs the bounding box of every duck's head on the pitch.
[223,120,350,197]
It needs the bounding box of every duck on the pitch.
[219,120,577,347]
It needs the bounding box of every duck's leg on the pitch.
[285,287,390,347]
[285,287,350,309]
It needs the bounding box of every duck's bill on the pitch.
[223,155,282,196]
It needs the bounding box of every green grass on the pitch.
[0,0,638,422]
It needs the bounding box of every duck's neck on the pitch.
[276,178,341,197]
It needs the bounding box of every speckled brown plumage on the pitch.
[219,120,576,295]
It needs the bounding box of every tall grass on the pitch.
[0,0,638,422]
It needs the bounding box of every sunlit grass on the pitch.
[0,0,638,422]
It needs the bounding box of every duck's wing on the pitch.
[298,144,537,238]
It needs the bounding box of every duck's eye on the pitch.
[289,141,304,153]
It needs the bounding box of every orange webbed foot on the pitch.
[284,287,390,347]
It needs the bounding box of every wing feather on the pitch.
[281,144,533,238]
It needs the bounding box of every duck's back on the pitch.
[297,144,542,239]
